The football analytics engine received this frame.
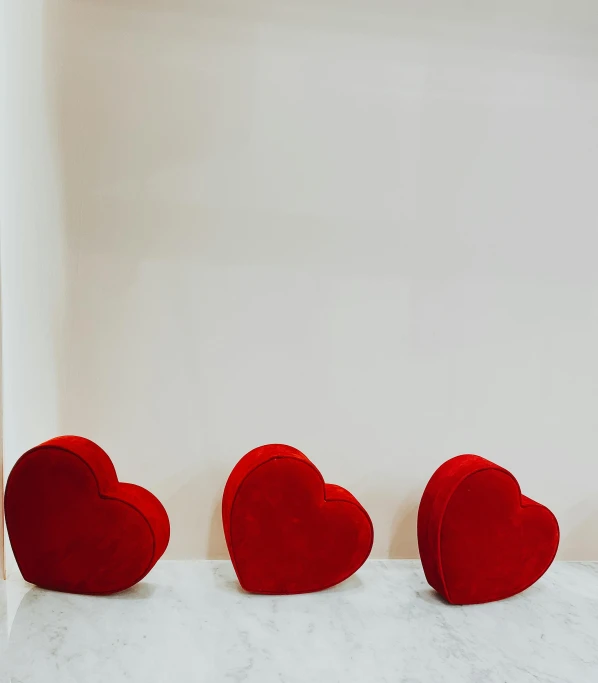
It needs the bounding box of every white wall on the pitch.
[0,0,68,575]
[3,0,598,565]
[0,0,7,582]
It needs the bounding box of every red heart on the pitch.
[222,444,373,594]
[417,454,559,604]
[5,436,170,595]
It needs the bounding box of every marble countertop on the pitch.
[1,560,597,682]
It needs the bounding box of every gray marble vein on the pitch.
[4,561,598,683]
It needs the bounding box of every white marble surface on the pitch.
[1,561,597,682]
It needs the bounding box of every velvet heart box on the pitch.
[418,454,559,604]
[5,435,170,595]
[222,444,373,594]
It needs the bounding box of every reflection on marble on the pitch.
[5,561,598,682]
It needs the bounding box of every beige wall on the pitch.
[4,0,598,569]
[1,0,68,576]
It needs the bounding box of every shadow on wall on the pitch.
[389,500,420,559]
[207,499,229,559]
[557,505,598,561]
[156,468,229,558]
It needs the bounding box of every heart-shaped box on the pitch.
[5,436,170,595]
[418,454,559,604]
[223,444,373,594]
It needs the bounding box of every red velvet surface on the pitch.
[222,444,374,594]
[5,436,170,595]
[418,454,559,605]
